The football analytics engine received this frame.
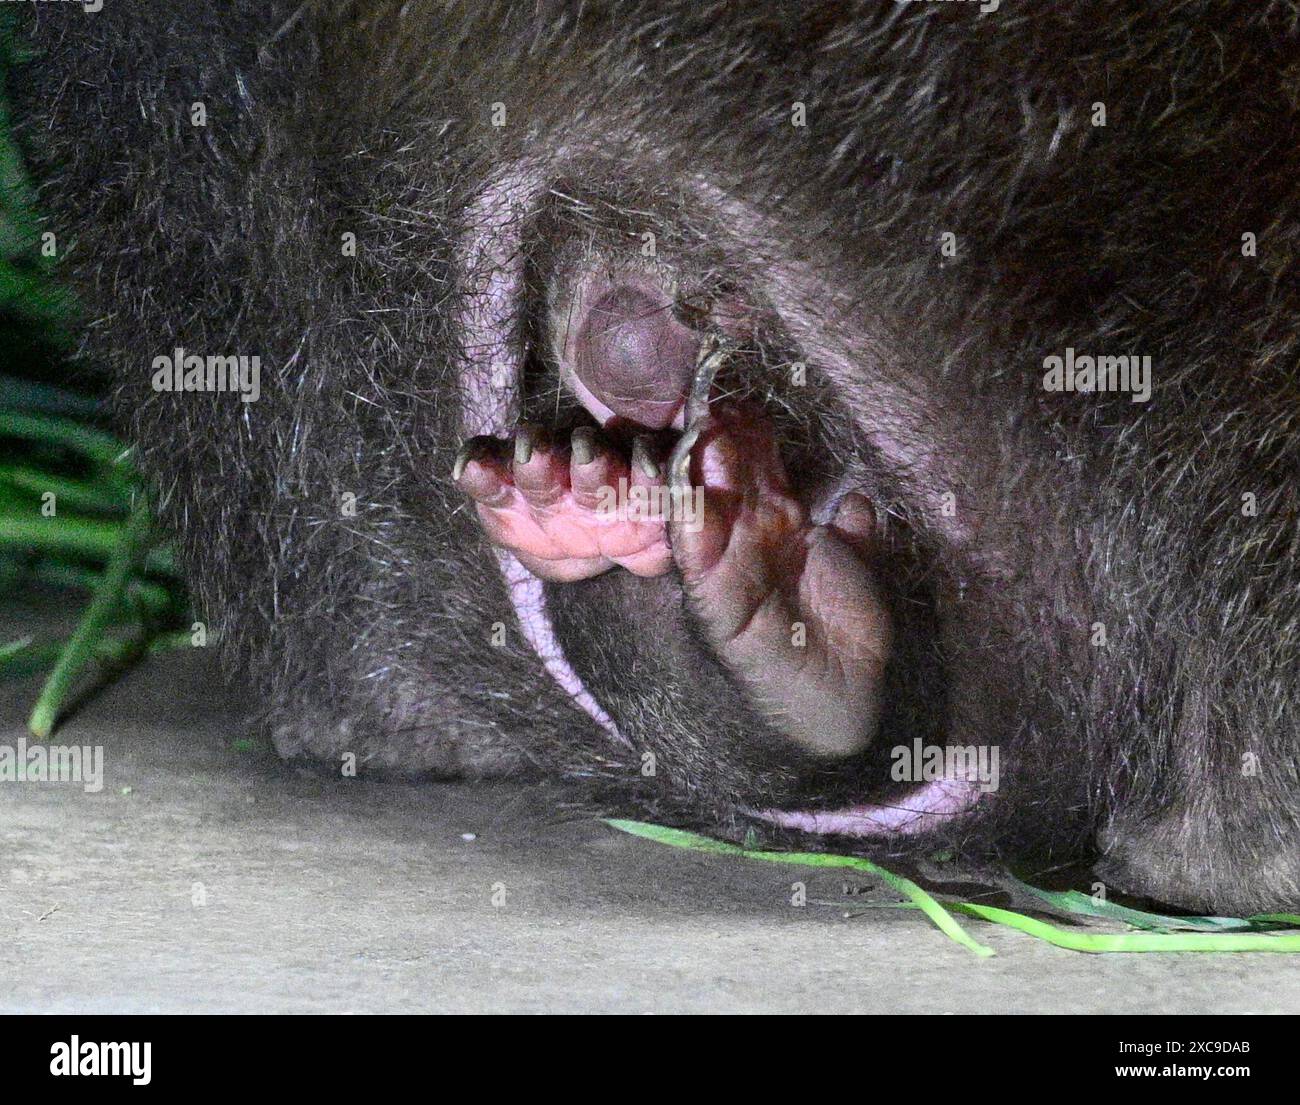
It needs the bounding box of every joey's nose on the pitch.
[572,285,699,429]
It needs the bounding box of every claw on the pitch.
[513,423,539,465]
[669,335,730,491]
[684,334,730,429]
[571,426,596,466]
[668,424,701,496]
[453,436,499,482]
[632,435,660,479]
[452,441,472,482]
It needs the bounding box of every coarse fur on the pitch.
[15,0,1300,912]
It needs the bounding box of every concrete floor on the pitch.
[4,594,1300,1013]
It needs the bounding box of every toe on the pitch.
[512,425,569,509]
[569,426,623,512]
[629,434,663,484]
[453,436,514,507]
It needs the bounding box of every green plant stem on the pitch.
[26,559,174,618]
[0,634,32,662]
[2,627,198,677]
[607,820,1300,956]
[605,819,995,957]
[27,495,153,738]
[0,465,128,514]
[0,514,127,559]
[0,410,125,473]
[0,375,102,420]
[948,902,1300,953]
[0,514,177,576]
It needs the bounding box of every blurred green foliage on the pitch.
[0,11,190,738]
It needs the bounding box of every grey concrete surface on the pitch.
[3,591,1299,1013]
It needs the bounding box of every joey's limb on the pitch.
[454,425,672,581]
[667,349,893,760]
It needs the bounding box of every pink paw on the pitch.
[453,425,674,582]
[667,402,893,759]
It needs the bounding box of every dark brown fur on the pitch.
[16,0,1300,911]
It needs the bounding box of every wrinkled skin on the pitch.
[15,0,1300,912]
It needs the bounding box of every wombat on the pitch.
[16,0,1300,913]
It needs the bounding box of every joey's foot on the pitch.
[454,322,892,763]
[668,402,893,759]
[454,425,673,582]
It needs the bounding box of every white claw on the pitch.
[631,435,661,480]
[668,424,702,494]
[670,335,730,491]
[452,442,473,481]
[684,334,730,429]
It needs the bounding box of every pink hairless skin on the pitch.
[454,169,979,836]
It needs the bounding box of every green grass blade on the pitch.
[27,495,153,738]
[949,902,1300,953]
[1005,875,1259,932]
[0,514,136,560]
[605,822,1300,955]
[0,634,32,662]
[1249,913,1300,927]
[0,375,102,420]
[145,629,204,655]
[0,514,177,576]
[0,624,195,678]
[25,560,174,617]
[605,819,996,958]
[0,411,127,475]
[0,465,129,514]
